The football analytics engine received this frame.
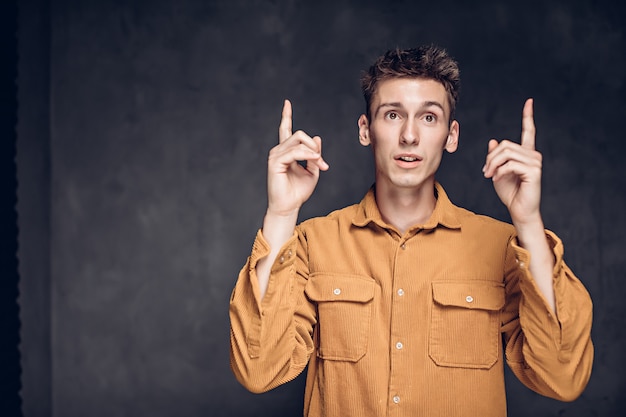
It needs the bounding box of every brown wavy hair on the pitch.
[361,45,460,124]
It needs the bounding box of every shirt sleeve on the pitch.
[229,229,316,393]
[502,230,594,401]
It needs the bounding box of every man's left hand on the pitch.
[483,98,543,226]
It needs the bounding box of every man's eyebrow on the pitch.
[422,101,446,112]
[374,101,446,117]
[374,102,402,116]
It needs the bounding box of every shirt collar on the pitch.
[352,182,462,231]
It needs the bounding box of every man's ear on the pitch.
[358,114,371,146]
[445,120,459,153]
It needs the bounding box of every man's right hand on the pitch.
[266,99,329,218]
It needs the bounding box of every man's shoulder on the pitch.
[299,203,361,229]
[451,203,515,235]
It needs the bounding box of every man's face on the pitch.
[358,77,459,192]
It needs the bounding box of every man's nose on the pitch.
[401,119,419,145]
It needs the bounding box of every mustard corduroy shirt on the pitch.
[230,183,593,417]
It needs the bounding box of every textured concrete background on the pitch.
[17,0,626,416]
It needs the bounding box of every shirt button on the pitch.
[393,395,400,404]
[333,288,341,295]
[279,256,285,264]
[287,249,293,257]
[400,243,406,250]
[465,295,474,303]
[397,288,404,296]
[395,342,403,350]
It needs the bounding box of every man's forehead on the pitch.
[371,77,450,112]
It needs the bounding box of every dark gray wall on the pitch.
[17,1,51,417]
[17,0,626,416]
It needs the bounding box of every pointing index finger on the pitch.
[521,98,536,150]
[279,99,293,143]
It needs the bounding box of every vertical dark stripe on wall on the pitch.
[1,0,22,416]
[16,0,52,415]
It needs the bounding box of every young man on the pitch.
[229,46,593,417]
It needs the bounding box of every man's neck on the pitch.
[375,181,437,234]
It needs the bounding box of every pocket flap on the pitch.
[432,281,505,311]
[306,274,375,303]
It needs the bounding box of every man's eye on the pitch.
[386,112,399,120]
[424,114,435,123]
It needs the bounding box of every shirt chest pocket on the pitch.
[429,281,505,369]
[305,274,376,362]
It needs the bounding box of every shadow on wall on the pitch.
[2,0,21,416]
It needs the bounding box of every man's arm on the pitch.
[482,98,555,313]
[229,100,327,392]
[230,228,317,393]
[485,99,593,400]
[502,235,593,401]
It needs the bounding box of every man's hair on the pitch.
[360,45,461,123]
